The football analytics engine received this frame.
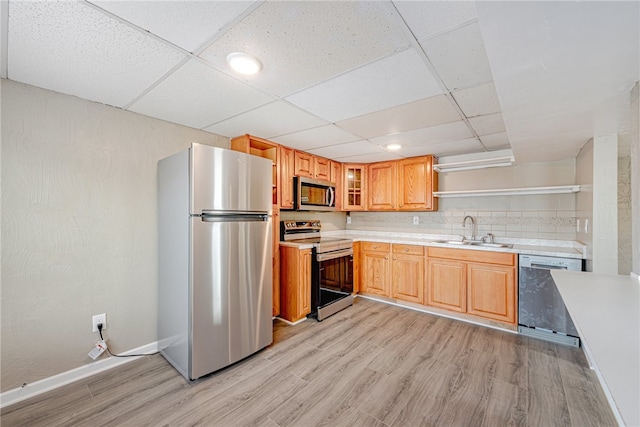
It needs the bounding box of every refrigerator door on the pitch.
[190,215,272,380]
[190,144,272,215]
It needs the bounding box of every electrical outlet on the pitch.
[413,216,419,225]
[92,313,106,332]
[346,215,351,224]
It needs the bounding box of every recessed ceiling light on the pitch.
[226,52,262,75]
[386,144,402,151]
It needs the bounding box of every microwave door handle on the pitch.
[328,187,335,207]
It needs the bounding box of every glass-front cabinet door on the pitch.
[343,164,366,211]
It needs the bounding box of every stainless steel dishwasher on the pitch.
[518,254,584,347]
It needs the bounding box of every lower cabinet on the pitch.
[426,247,517,324]
[427,258,466,312]
[361,242,424,304]
[279,246,311,322]
[391,244,424,304]
[361,242,391,296]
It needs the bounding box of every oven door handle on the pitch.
[316,248,353,262]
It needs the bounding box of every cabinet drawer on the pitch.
[362,241,390,253]
[427,247,515,266]
[392,244,424,256]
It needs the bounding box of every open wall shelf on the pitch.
[434,185,581,198]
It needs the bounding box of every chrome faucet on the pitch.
[462,215,477,241]
[483,232,495,244]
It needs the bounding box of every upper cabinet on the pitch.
[368,161,396,210]
[330,161,342,211]
[398,155,437,211]
[279,146,295,210]
[343,164,367,211]
[231,134,279,208]
[366,156,438,212]
[295,151,331,181]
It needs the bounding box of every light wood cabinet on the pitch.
[294,151,314,178]
[366,155,438,211]
[280,246,312,322]
[361,242,391,296]
[279,146,295,209]
[330,161,342,211]
[391,244,424,304]
[343,164,367,211]
[294,151,331,181]
[368,161,397,210]
[352,241,361,293]
[467,263,515,323]
[427,258,467,312]
[426,247,517,324]
[397,155,437,211]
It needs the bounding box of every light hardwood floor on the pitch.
[1,298,617,426]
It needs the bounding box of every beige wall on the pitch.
[576,139,594,271]
[348,160,578,240]
[631,82,640,275]
[0,80,229,392]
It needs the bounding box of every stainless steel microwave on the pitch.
[295,176,336,211]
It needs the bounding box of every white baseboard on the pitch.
[0,341,159,409]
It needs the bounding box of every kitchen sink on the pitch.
[430,240,513,249]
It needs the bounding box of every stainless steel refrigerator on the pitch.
[158,143,273,380]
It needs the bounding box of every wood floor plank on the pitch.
[1,299,617,427]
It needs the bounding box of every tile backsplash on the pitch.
[347,210,577,241]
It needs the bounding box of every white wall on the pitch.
[0,80,229,392]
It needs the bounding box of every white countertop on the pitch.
[552,270,640,427]
[280,230,585,259]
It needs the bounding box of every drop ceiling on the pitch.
[2,1,638,163]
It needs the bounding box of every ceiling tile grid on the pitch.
[270,125,361,152]
[7,1,187,108]
[127,59,275,130]
[452,82,501,118]
[204,100,328,139]
[308,140,386,160]
[369,121,474,149]
[393,1,478,41]
[418,22,494,92]
[285,47,444,123]
[336,95,463,140]
[88,0,259,53]
[468,112,507,136]
[197,1,411,97]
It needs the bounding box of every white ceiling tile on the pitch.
[204,101,328,138]
[337,95,462,139]
[7,1,187,108]
[128,59,274,129]
[308,140,383,159]
[394,1,477,40]
[285,48,443,122]
[400,138,484,158]
[198,1,411,96]
[89,1,258,52]
[452,82,501,117]
[480,132,511,150]
[468,113,506,136]
[335,152,404,163]
[419,22,493,91]
[370,121,473,148]
[270,125,360,151]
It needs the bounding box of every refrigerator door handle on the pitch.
[200,213,269,223]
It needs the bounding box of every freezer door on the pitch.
[190,144,272,214]
[190,215,273,380]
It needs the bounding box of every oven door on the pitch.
[316,248,353,293]
[311,248,354,320]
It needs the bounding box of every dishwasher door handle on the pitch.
[529,263,569,270]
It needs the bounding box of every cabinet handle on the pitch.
[393,257,396,261]
[373,245,378,249]
[385,256,388,260]
[405,248,409,252]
